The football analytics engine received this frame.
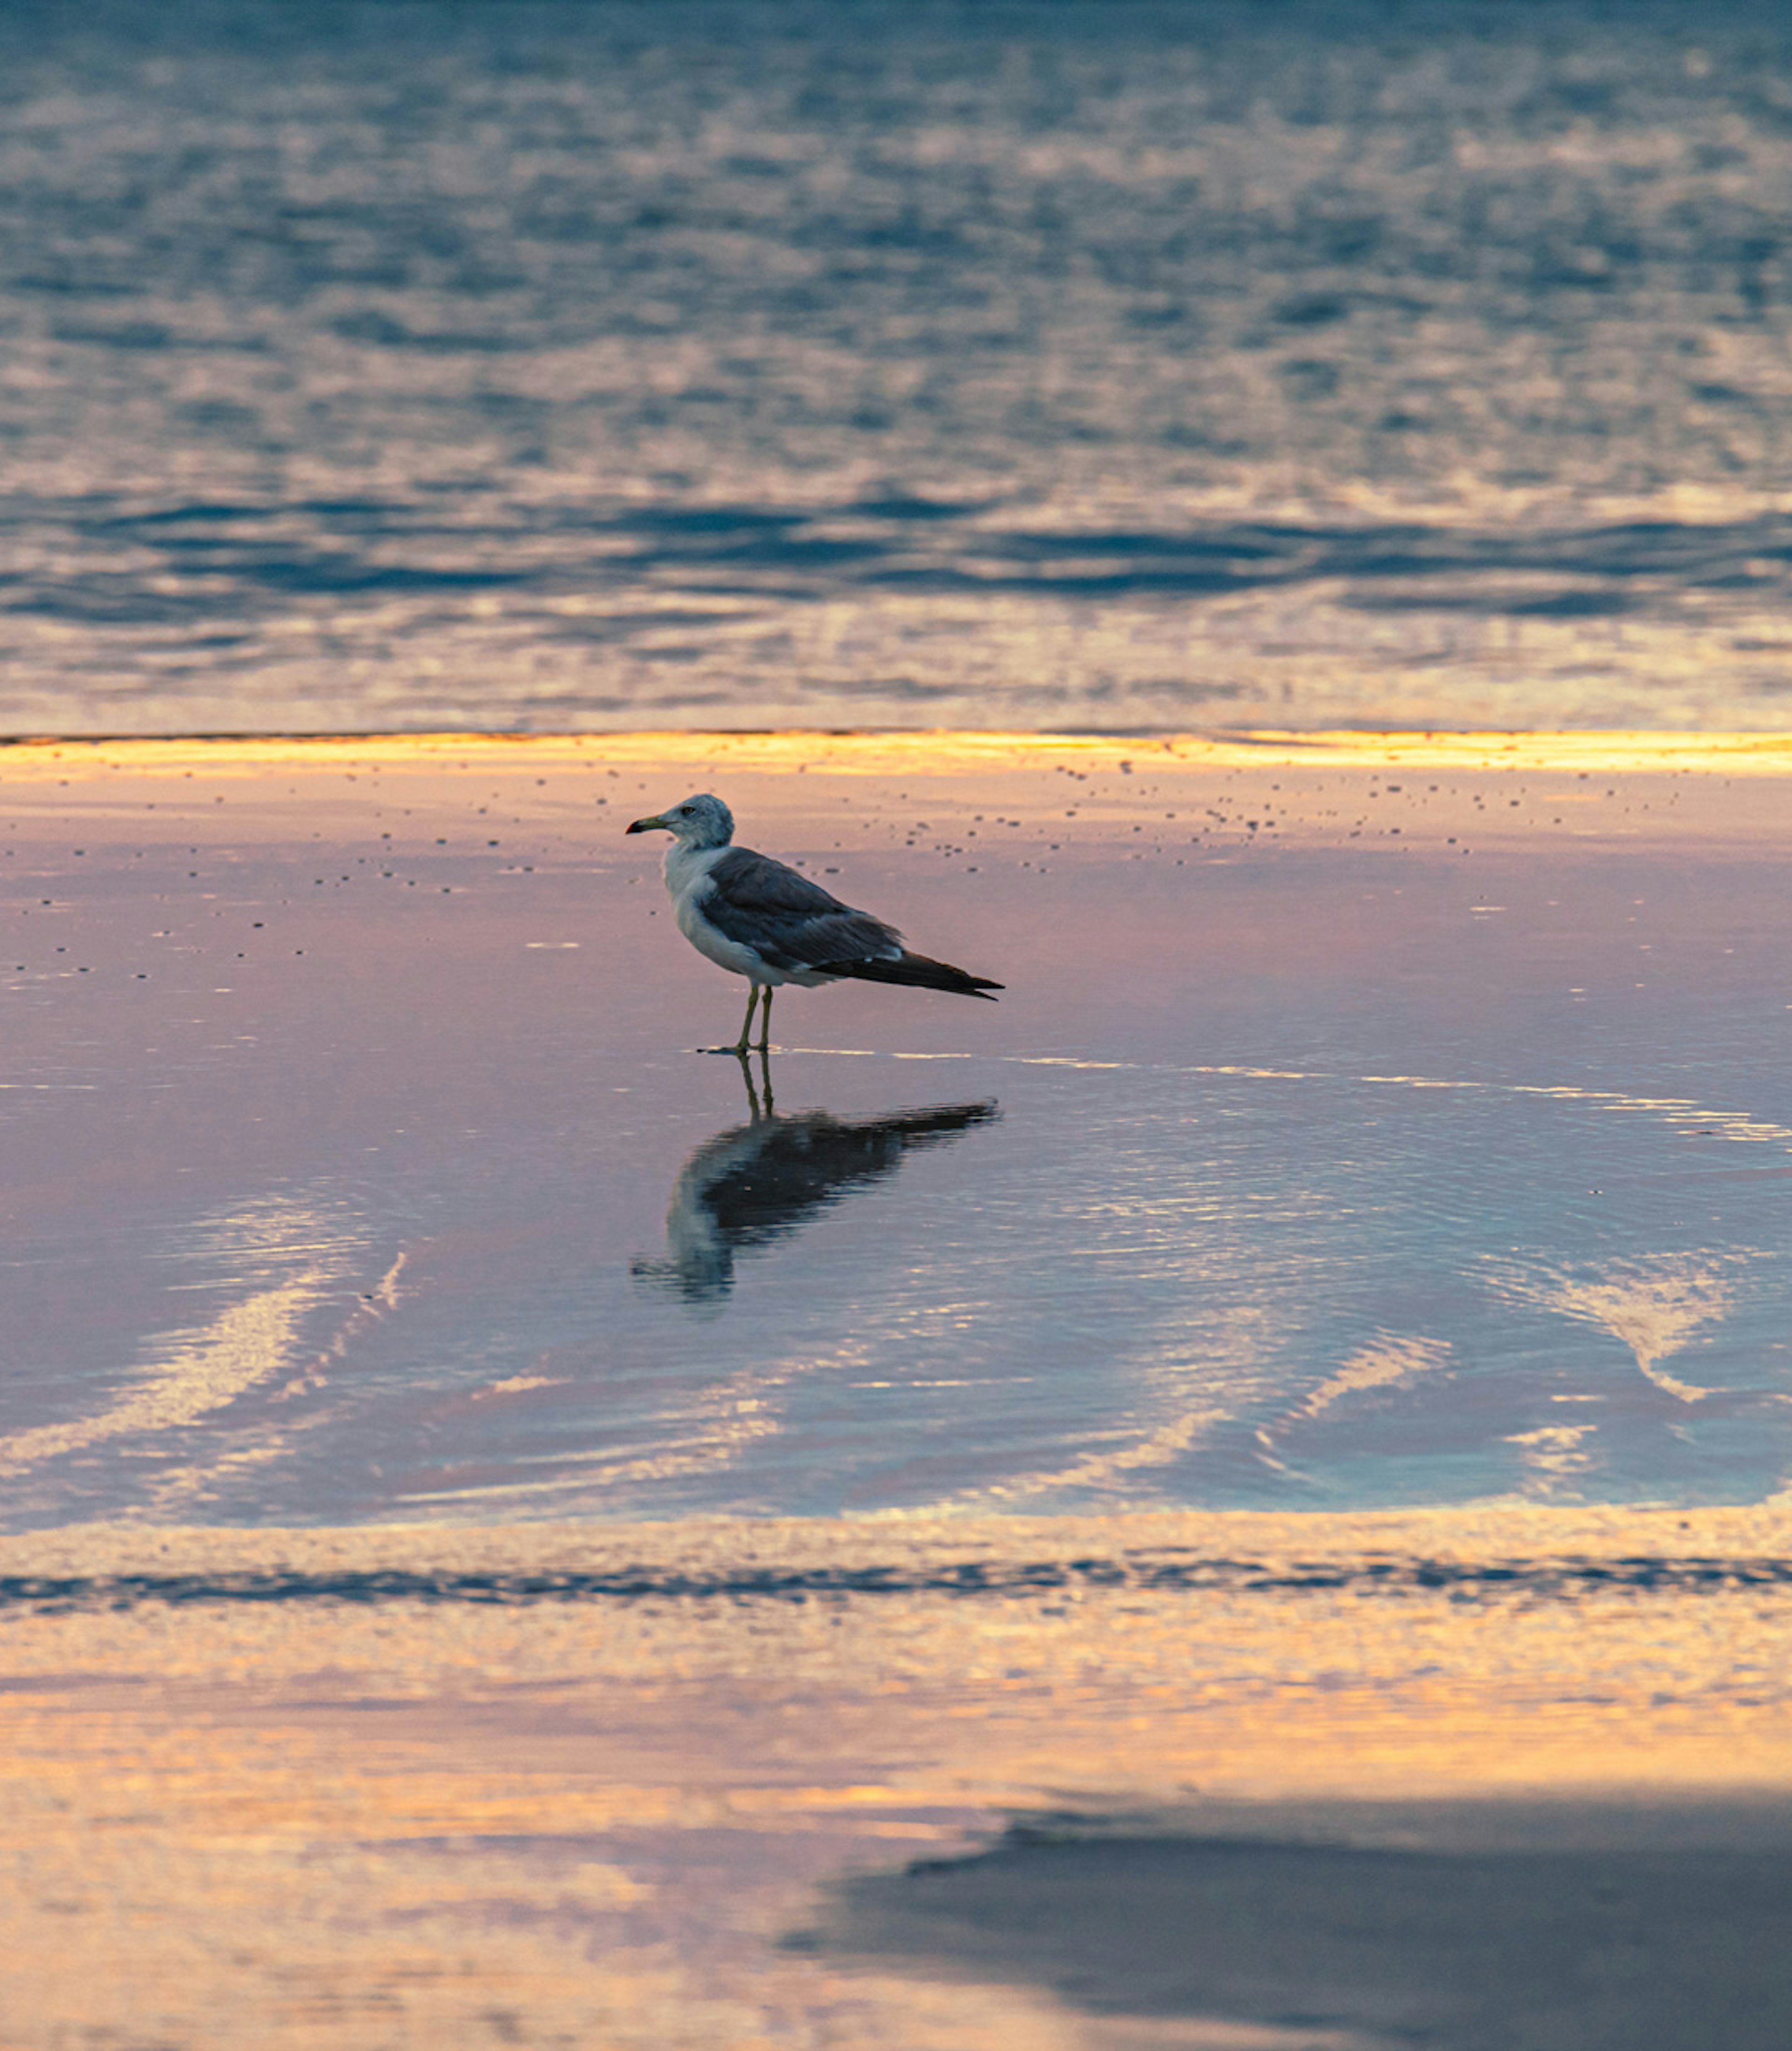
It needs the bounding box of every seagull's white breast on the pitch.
[663,841,784,982]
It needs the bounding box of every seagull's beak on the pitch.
[626,812,672,835]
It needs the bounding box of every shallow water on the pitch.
[6,1,1792,732]
[7,733,1792,1527]
[7,734,1792,2046]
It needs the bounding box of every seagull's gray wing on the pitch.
[703,847,901,973]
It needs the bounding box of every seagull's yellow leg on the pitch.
[757,985,774,1052]
[731,982,761,1056]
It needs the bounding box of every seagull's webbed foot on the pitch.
[700,984,775,1057]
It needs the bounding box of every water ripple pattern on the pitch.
[4,0,1792,730]
[10,1050,1792,1526]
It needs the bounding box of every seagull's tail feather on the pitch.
[814,951,1002,1000]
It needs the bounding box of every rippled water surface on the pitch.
[7,734,1792,1528]
[9,734,1792,2050]
[6,0,1792,731]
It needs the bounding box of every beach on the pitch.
[3,733,1792,2044]
[9,1,1792,2035]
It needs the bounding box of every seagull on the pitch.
[626,793,1002,1052]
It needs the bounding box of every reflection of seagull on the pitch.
[631,1053,998,1306]
[626,793,1002,1053]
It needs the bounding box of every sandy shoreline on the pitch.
[5,726,1792,855]
[5,1496,1792,1586]
[6,1505,1792,2045]
[5,730,1792,2044]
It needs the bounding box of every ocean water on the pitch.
[4,0,1792,734]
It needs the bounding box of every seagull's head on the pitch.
[626,792,735,849]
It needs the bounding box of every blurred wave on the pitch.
[9,1550,1792,1616]
[3,0,1792,730]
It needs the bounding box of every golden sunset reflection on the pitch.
[3,1509,1792,2046]
[19,0,1792,2025]
[12,725,1792,779]
[7,734,1792,2043]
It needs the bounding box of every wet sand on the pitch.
[813,1802,1792,2051]
[9,730,1792,1522]
[6,1505,1792,2047]
[4,733,1792,2044]
[5,1506,1792,2046]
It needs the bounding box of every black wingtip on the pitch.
[814,953,1003,999]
